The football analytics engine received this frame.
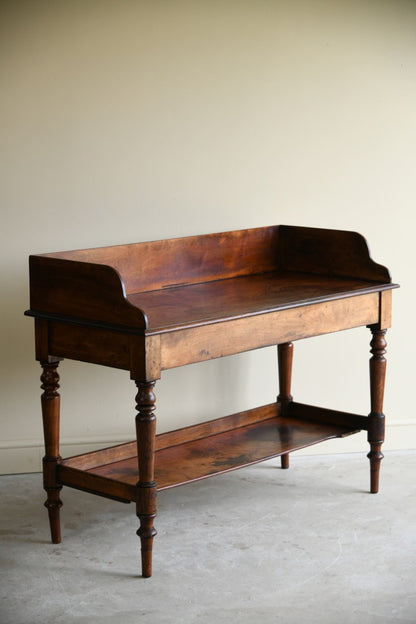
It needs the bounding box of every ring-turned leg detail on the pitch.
[40,361,63,543]
[277,342,294,469]
[367,328,387,494]
[135,381,157,578]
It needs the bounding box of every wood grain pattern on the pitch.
[60,404,360,500]
[40,226,281,294]
[28,256,146,329]
[129,272,390,333]
[278,225,391,282]
[379,290,392,329]
[160,292,380,370]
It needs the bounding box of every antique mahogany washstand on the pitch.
[25,225,398,577]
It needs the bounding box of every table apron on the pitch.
[160,292,380,370]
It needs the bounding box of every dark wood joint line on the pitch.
[42,456,62,487]
[367,412,385,443]
[136,481,158,514]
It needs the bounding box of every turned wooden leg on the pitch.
[40,360,63,543]
[367,327,387,494]
[277,342,294,469]
[135,381,157,578]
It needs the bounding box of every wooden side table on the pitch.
[25,225,398,577]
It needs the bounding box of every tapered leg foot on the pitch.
[367,443,384,494]
[44,487,63,543]
[280,453,290,469]
[137,515,157,578]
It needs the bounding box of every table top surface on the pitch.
[26,226,398,335]
[127,270,394,332]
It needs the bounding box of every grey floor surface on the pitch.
[1,451,415,624]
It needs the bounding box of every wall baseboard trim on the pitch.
[0,437,129,476]
[1,423,415,475]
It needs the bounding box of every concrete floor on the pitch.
[1,451,415,624]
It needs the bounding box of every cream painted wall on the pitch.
[1,0,415,473]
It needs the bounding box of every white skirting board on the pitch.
[1,422,415,475]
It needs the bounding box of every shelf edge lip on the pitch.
[58,464,136,502]
[289,401,369,430]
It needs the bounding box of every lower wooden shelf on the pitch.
[58,402,362,503]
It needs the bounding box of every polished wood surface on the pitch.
[27,225,395,333]
[159,292,381,370]
[59,402,360,500]
[127,271,390,332]
[25,225,398,577]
